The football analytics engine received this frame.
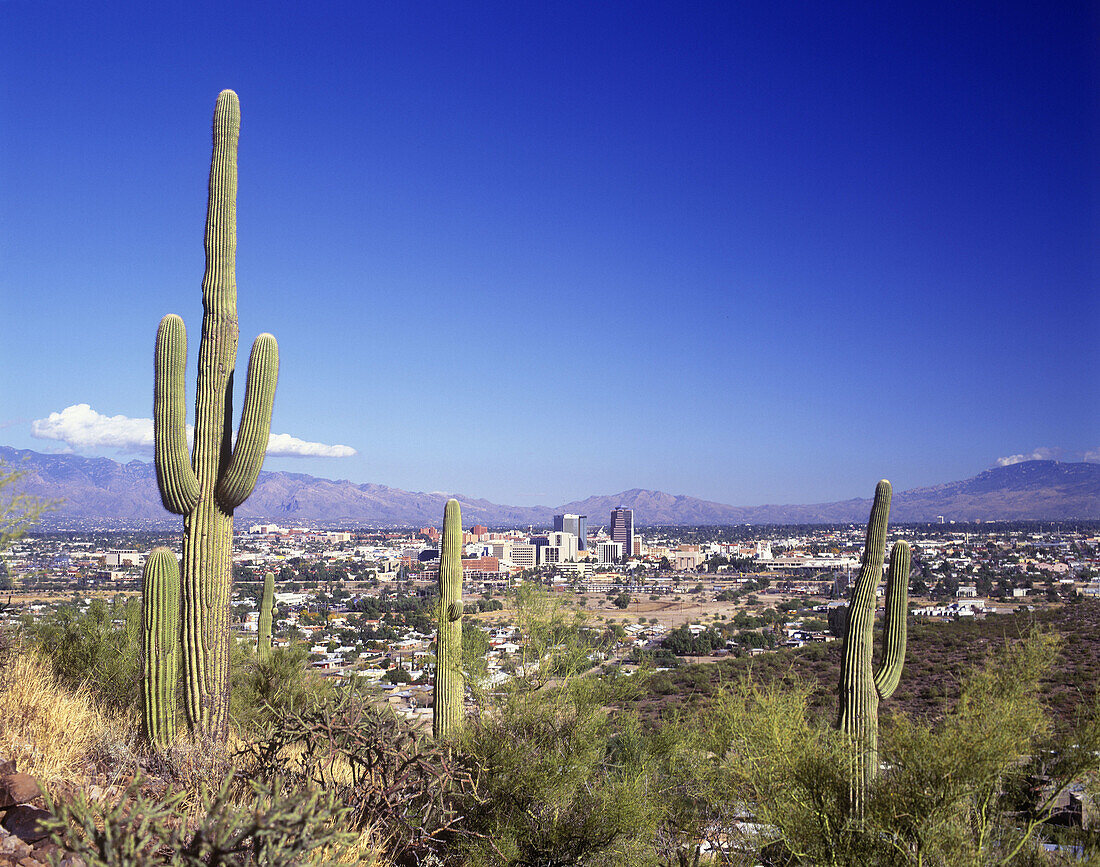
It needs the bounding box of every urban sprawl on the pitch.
[5,508,1098,724]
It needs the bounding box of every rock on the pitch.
[1,807,52,843]
[29,842,59,861]
[0,776,41,810]
[0,828,32,856]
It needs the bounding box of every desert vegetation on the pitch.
[4,584,1100,865]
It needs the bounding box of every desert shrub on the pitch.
[682,631,1100,866]
[240,688,471,864]
[44,770,354,866]
[457,677,666,867]
[24,595,142,711]
[649,672,676,695]
[231,644,334,729]
[456,585,668,866]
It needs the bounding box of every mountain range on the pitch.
[3,446,1098,527]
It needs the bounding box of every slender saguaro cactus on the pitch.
[142,548,181,748]
[258,570,274,660]
[433,498,464,740]
[153,90,279,740]
[836,480,911,814]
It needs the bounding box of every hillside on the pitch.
[631,601,1100,731]
[3,446,1098,526]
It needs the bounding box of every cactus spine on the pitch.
[142,548,180,748]
[258,570,274,660]
[433,498,464,740]
[836,480,910,814]
[153,90,279,740]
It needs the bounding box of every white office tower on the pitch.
[597,541,623,564]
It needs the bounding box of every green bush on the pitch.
[232,644,334,728]
[458,677,665,866]
[455,585,670,865]
[683,631,1100,865]
[23,595,141,711]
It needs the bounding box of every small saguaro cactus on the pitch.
[836,480,911,815]
[433,498,464,740]
[142,547,181,748]
[258,570,274,660]
[153,90,279,740]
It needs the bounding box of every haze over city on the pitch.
[1,1,1096,508]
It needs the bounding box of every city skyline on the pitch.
[1,2,1096,507]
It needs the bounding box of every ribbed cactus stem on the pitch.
[875,541,910,699]
[142,548,180,748]
[153,90,279,741]
[837,480,909,816]
[433,498,464,740]
[258,571,274,660]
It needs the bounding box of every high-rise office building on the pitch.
[552,513,588,550]
[610,507,633,559]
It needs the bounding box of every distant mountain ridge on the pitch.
[3,446,1098,526]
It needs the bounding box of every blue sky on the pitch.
[1,1,1096,507]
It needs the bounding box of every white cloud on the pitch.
[31,404,355,459]
[31,404,156,452]
[995,446,1062,467]
[265,433,356,458]
[1083,448,1100,464]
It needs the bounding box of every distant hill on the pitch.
[2,446,1097,527]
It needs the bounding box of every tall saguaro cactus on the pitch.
[837,480,911,815]
[142,548,181,748]
[153,90,279,740]
[258,570,274,660]
[433,498,464,740]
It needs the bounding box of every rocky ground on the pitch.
[0,758,81,866]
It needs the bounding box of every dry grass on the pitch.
[0,648,125,784]
[0,647,394,864]
[316,828,390,865]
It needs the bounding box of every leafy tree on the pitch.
[0,461,54,590]
[0,460,53,551]
[462,618,490,690]
[662,625,724,656]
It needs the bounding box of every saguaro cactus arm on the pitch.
[154,315,200,515]
[873,541,910,700]
[201,89,239,313]
[142,547,181,748]
[434,498,464,741]
[216,333,279,511]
